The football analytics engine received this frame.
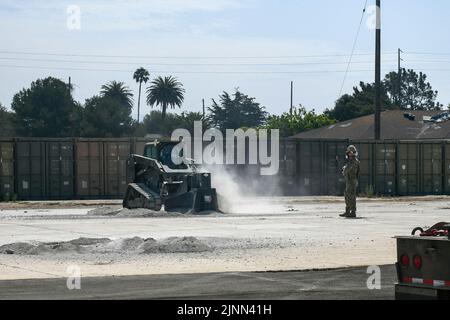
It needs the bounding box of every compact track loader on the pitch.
[123,141,219,214]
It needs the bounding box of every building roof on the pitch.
[291,110,450,140]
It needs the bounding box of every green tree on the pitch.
[100,81,134,109]
[327,69,442,122]
[146,76,185,120]
[0,104,16,136]
[208,90,268,132]
[265,106,336,137]
[11,77,80,137]
[133,67,150,123]
[135,110,206,137]
[384,68,442,110]
[326,82,393,122]
[80,96,133,137]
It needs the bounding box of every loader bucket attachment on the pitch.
[164,188,219,214]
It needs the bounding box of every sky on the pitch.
[1,0,450,119]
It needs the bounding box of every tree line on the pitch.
[0,67,446,139]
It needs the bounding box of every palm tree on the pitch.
[133,67,150,123]
[100,81,133,109]
[146,76,185,120]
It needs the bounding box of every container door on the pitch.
[0,141,14,198]
[398,143,419,196]
[105,141,130,198]
[422,143,443,194]
[352,142,373,196]
[76,140,104,198]
[324,141,347,196]
[375,143,396,196]
[298,141,322,195]
[47,141,74,199]
[16,140,46,200]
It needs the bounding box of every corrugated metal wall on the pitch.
[16,139,47,200]
[4,137,450,200]
[0,139,14,199]
[75,139,104,199]
[293,139,450,197]
[421,142,443,195]
[104,139,130,198]
[47,139,74,199]
[397,142,420,196]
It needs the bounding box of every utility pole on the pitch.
[374,0,381,140]
[202,99,206,119]
[290,81,294,114]
[397,48,403,108]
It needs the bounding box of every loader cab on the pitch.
[144,141,187,169]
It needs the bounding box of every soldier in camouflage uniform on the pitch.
[340,145,360,218]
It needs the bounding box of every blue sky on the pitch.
[1,0,449,118]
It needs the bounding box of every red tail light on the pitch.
[413,255,422,270]
[400,254,409,267]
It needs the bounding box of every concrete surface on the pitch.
[0,265,396,300]
[0,196,449,280]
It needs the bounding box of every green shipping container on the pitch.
[75,139,104,198]
[374,142,396,196]
[46,140,74,199]
[297,140,322,195]
[0,139,14,199]
[444,142,450,195]
[104,139,131,198]
[421,142,443,195]
[16,139,46,200]
[397,142,419,196]
[323,141,347,196]
[351,141,373,196]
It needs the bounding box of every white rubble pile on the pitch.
[0,236,212,256]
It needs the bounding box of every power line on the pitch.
[404,51,450,56]
[0,64,395,74]
[0,50,397,60]
[0,56,397,66]
[338,0,369,98]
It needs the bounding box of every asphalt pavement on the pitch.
[0,265,396,300]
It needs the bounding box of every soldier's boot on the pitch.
[340,208,351,218]
[346,209,357,219]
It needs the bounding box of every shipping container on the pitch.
[351,141,373,196]
[0,139,14,199]
[444,142,450,195]
[374,142,396,196]
[16,139,46,200]
[46,139,74,199]
[297,140,323,195]
[104,139,131,198]
[323,140,348,196]
[277,139,298,194]
[421,142,443,195]
[75,139,104,198]
[397,142,420,196]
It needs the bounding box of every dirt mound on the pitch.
[68,237,112,246]
[116,208,181,217]
[87,207,182,217]
[87,207,122,216]
[119,237,156,251]
[0,242,43,255]
[140,237,212,254]
[0,237,212,255]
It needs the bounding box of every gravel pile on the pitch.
[0,236,212,256]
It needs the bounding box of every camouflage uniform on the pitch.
[341,146,360,218]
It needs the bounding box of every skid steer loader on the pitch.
[123,140,219,214]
